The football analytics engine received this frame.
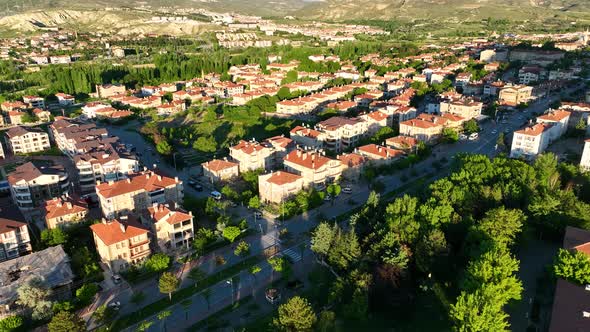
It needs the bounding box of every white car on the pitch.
[491,129,497,134]
[468,133,479,140]
[459,134,468,141]
[342,187,352,194]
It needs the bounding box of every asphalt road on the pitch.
[101,93,560,331]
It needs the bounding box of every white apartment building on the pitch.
[96,170,184,219]
[5,126,51,155]
[74,144,140,194]
[315,116,368,153]
[510,123,558,160]
[0,214,31,262]
[7,162,71,216]
[536,109,571,138]
[22,96,45,109]
[145,204,194,252]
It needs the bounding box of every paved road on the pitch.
[99,93,560,330]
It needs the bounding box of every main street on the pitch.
[103,93,558,331]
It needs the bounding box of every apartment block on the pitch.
[90,217,151,272]
[0,212,31,262]
[145,204,194,252]
[498,85,533,107]
[315,116,368,152]
[510,123,558,159]
[258,171,305,204]
[536,109,571,138]
[229,136,294,172]
[5,126,51,155]
[290,126,325,150]
[74,144,139,194]
[96,84,126,99]
[439,99,483,120]
[283,149,342,189]
[356,144,405,166]
[399,114,446,143]
[96,170,184,219]
[22,95,45,109]
[580,139,590,171]
[7,162,71,216]
[44,196,88,229]
[202,159,240,183]
[50,119,111,156]
[337,153,367,181]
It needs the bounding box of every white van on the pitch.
[468,133,479,140]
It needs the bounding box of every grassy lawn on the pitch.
[112,255,263,330]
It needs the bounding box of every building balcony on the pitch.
[129,239,149,249]
[130,248,150,259]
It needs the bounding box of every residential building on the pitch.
[356,144,405,166]
[22,95,45,109]
[536,109,571,137]
[50,119,111,156]
[7,162,70,216]
[74,144,139,194]
[96,84,126,99]
[96,170,183,219]
[5,126,51,155]
[90,217,151,272]
[55,93,74,106]
[0,246,73,319]
[315,117,368,152]
[498,85,533,107]
[202,159,240,183]
[33,108,51,122]
[385,135,419,153]
[399,114,446,143]
[0,208,31,262]
[549,227,590,332]
[44,196,88,229]
[145,204,194,252]
[360,111,388,135]
[258,171,305,204]
[510,123,558,159]
[439,99,483,120]
[1,101,27,112]
[337,153,367,181]
[580,139,590,171]
[518,66,543,84]
[8,111,24,125]
[229,140,275,172]
[283,149,342,189]
[289,126,325,149]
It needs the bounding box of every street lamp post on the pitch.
[226,279,234,305]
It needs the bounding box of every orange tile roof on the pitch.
[337,153,367,168]
[148,204,192,225]
[366,111,388,122]
[96,170,179,199]
[284,149,332,170]
[265,135,293,148]
[202,159,239,172]
[290,126,322,139]
[265,171,303,185]
[44,197,88,220]
[537,109,571,122]
[357,144,405,159]
[90,219,149,246]
[386,135,419,148]
[230,140,267,155]
[514,123,553,136]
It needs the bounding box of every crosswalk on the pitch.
[281,247,302,263]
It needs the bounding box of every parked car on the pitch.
[468,133,479,140]
[459,134,468,141]
[342,187,352,194]
[254,210,263,218]
[210,191,222,200]
[112,274,122,284]
[324,195,332,202]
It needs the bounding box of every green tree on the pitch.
[156,140,172,155]
[94,304,117,326]
[415,229,449,274]
[328,228,361,271]
[475,207,525,247]
[40,228,68,247]
[144,253,171,273]
[75,283,98,306]
[316,310,337,332]
[0,315,23,332]
[222,226,241,243]
[277,87,291,100]
[273,296,317,331]
[16,277,53,320]
[48,311,85,332]
[450,286,510,332]
[136,321,154,332]
[370,126,396,143]
[496,132,505,149]
[248,195,261,209]
[385,195,420,244]
[311,222,335,259]
[463,119,479,134]
[188,268,206,287]
[234,240,250,257]
[221,185,238,202]
[553,248,590,285]
[442,128,459,143]
[326,184,341,199]
[193,136,217,153]
[159,272,180,301]
[131,291,146,305]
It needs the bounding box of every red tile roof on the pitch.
[148,204,192,225]
[202,159,239,172]
[44,197,88,220]
[337,153,366,168]
[514,123,553,136]
[265,171,303,185]
[90,219,149,246]
[284,149,332,170]
[357,144,405,159]
[537,109,571,122]
[96,170,179,199]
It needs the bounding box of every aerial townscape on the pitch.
[2,1,590,331]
